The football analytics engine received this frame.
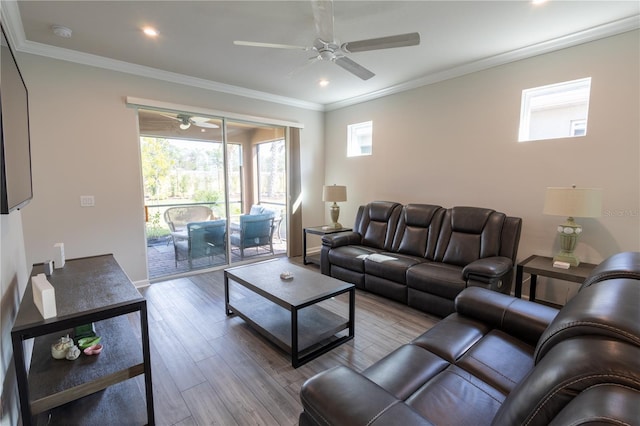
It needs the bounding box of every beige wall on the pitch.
[1,212,29,426]
[324,31,640,304]
[17,55,325,285]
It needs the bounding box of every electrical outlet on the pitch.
[80,195,95,207]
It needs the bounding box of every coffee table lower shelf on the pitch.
[228,298,352,367]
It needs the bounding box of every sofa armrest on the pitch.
[300,366,433,426]
[462,256,513,281]
[321,231,362,248]
[455,287,559,346]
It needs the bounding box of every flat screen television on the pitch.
[0,22,33,214]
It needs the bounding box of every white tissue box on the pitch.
[32,273,57,319]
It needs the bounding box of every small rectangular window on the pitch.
[518,77,591,142]
[347,121,372,157]
[570,119,586,136]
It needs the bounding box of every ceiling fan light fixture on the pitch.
[177,115,192,130]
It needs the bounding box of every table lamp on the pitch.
[543,185,602,267]
[322,185,347,229]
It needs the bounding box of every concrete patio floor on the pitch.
[146,237,287,280]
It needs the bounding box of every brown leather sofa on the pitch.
[300,251,640,426]
[321,201,522,317]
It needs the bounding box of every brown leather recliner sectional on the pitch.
[300,251,640,425]
[321,201,522,317]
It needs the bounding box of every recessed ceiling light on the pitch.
[532,0,549,5]
[318,79,330,87]
[143,27,158,37]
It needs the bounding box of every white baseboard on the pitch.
[133,279,150,289]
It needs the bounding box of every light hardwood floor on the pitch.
[140,257,439,425]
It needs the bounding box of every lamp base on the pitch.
[553,251,580,267]
[329,203,342,229]
[553,217,582,267]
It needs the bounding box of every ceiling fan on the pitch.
[161,113,219,130]
[233,0,420,81]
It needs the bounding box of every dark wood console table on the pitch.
[11,254,154,425]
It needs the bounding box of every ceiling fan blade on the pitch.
[159,112,180,121]
[311,0,334,42]
[334,56,375,80]
[190,117,220,128]
[233,40,309,50]
[194,122,219,129]
[342,32,420,53]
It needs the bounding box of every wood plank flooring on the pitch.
[139,257,439,425]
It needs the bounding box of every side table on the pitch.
[515,255,597,303]
[303,226,352,265]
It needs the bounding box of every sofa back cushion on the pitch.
[434,207,506,266]
[492,337,640,426]
[493,275,640,426]
[534,277,640,363]
[391,204,444,258]
[356,201,402,250]
[579,251,640,290]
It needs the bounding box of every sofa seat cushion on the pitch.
[406,364,505,426]
[364,252,426,283]
[412,313,491,363]
[328,245,380,273]
[407,262,466,300]
[456,330,535,395]
[363,344,449,401]
[299,365,436,426]
[331,265,365,289]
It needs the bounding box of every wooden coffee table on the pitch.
[224,259,355,367]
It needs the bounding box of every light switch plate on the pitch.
[80,195,95,207]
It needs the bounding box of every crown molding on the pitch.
[3,0,638,113]
[324,15,640,111]
[20,39,326,111]
[0,0,25,48]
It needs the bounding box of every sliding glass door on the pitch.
[225,121,286,262]
[137,109,288,280]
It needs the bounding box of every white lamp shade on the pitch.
[323,185,347,202]
[543,187,602,218]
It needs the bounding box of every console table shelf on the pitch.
[11,254,154,426]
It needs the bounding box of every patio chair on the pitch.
[164,205,215,260]
[173,219,227,267]
[230,213,275,259]
[164,205,214,234]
